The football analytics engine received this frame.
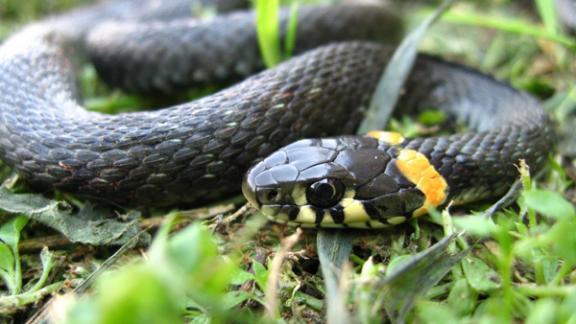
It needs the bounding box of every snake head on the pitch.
[242,136,431,228]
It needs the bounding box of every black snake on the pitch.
[0,0,555,227]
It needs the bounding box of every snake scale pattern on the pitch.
[0,0,554,222]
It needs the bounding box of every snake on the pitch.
[0,0,554,228]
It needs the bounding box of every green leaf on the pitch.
[545,220,576,264]
[229,269,254,286]
[461,256,500,293]
[453,214,496,237]
[0,242,15,292]
[95,265,181,324]
[447,279,477,316]
[0,242,13,274]
[148,212,177,259]
[163,223,237,307]
[167,223,219,274]
[0,215,29,248]
[415,300,459,324]
[0,216,27,295]
[385,255,414,276]
[0,188,147,246]
[252,260,269,292]
[418,110,446,126]
[221,291,253,310]
[529,252,561,285]
[527,299,557,324]
[559,291,576,323]
[522,189,576,220]
[474,297,515,323]
[380,234,466,322]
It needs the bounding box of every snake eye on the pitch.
[306,179,345,208]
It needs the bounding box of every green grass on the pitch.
[439,11,576,51]
[255,0,300,67]
[0,0,575,323]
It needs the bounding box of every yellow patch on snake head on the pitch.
[395,149,448,216]
[367,131,405,145]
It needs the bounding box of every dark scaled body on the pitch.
[0,0,553,212]
[243,57,554,227]
[0,1,401,206]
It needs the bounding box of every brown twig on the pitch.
[265,228,303,319]
[19,235,72,252]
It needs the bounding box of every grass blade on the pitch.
[357,0,457,134]
[440,11,576,50]
[284,1,299,58]
[255,0,282,68]
[317,230,355,324]
[381,234,466,323]
[536,0,560,34]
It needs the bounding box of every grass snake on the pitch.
[0,0,554,228]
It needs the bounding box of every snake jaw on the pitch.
[241,177,260,209]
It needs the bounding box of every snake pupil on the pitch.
[306,179,344,208]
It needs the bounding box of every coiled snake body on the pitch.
[0,0,554,227]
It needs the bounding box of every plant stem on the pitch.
[517,284,576,297]
[0,280,70,313]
